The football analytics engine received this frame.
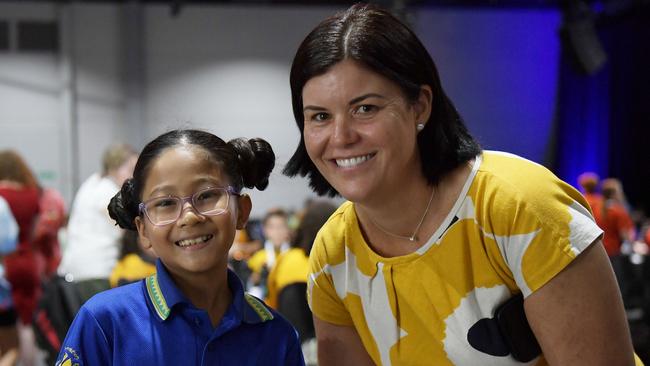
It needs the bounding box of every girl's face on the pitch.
[135,145,251,278]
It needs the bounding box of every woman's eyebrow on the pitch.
[348,93,385,105]
[303,105,327,112]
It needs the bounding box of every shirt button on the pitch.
[194,317,201,326]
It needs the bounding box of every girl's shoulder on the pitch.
[82,280,146,317]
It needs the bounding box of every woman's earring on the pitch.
[416,123,425,131]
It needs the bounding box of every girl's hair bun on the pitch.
[108,178,139,231]
[228,138,275,191]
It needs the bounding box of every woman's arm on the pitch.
[314,316,375,366]
[524,240,635,365]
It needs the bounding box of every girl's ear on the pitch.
[135,216,153,251]
[236,194,252,230]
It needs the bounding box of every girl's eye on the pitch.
[155,198,178,208]
[196,190,219,202]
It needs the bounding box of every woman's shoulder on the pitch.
[478,151,557,184]
[475,151,577,201]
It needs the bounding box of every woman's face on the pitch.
[302,59,431,204]
[135,145,250,278]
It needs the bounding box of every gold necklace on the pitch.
[367,187,435,242]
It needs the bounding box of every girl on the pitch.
[56,129,304,365]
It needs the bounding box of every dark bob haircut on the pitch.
[108,129,275,231]
[283,3,481,197]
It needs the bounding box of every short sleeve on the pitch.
[307,225,353,326]
[476,155,603,298]
[56,306,111,366]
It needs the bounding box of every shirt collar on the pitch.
[146,259,273,324]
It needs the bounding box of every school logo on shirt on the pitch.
[55,347,81,366]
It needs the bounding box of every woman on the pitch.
[283,4,639,366]
[0,150,43,366]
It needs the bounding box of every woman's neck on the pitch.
[355,162,472,257]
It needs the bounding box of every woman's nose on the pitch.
[331,116,359,146]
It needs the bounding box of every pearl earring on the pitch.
[416,123,425,131]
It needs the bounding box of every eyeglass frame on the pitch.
[138,186,241,226]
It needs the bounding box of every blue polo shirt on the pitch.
[56,260,305,365]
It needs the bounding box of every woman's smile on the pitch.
[334,153,376,168]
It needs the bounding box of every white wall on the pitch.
[0,3,132,202]
[0,3,67,197]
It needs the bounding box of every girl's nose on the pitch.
[177,202,205,227]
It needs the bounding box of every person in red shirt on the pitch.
[577,172,603,223]
[599,179,635,257]
[0,150,42,366]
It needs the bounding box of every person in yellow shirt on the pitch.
[267,201,337,318]
[109,231,156,288]
[247,209,291,299]
[282,4,642,365]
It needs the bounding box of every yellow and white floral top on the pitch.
[308,151,622,366]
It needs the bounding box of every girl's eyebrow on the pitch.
[147,177,225,197]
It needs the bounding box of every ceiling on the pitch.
[0,0,569,9]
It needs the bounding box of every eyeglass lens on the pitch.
[143,188,230,225]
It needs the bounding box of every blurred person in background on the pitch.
[578,172,603,221]
[32,183,66,282]
[600,178,635,257]
[600,178,636,301]
[58,143,138,303]
[108,231,156,288]
[267,200,338,366]
[247,208,291,299]
[228,227,260,287]
[0,150,49,366]
[0,196,19,366]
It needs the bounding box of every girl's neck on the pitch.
[172,267,232,327]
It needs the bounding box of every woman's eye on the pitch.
[310,112,329,122]
[354,105,377,115]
